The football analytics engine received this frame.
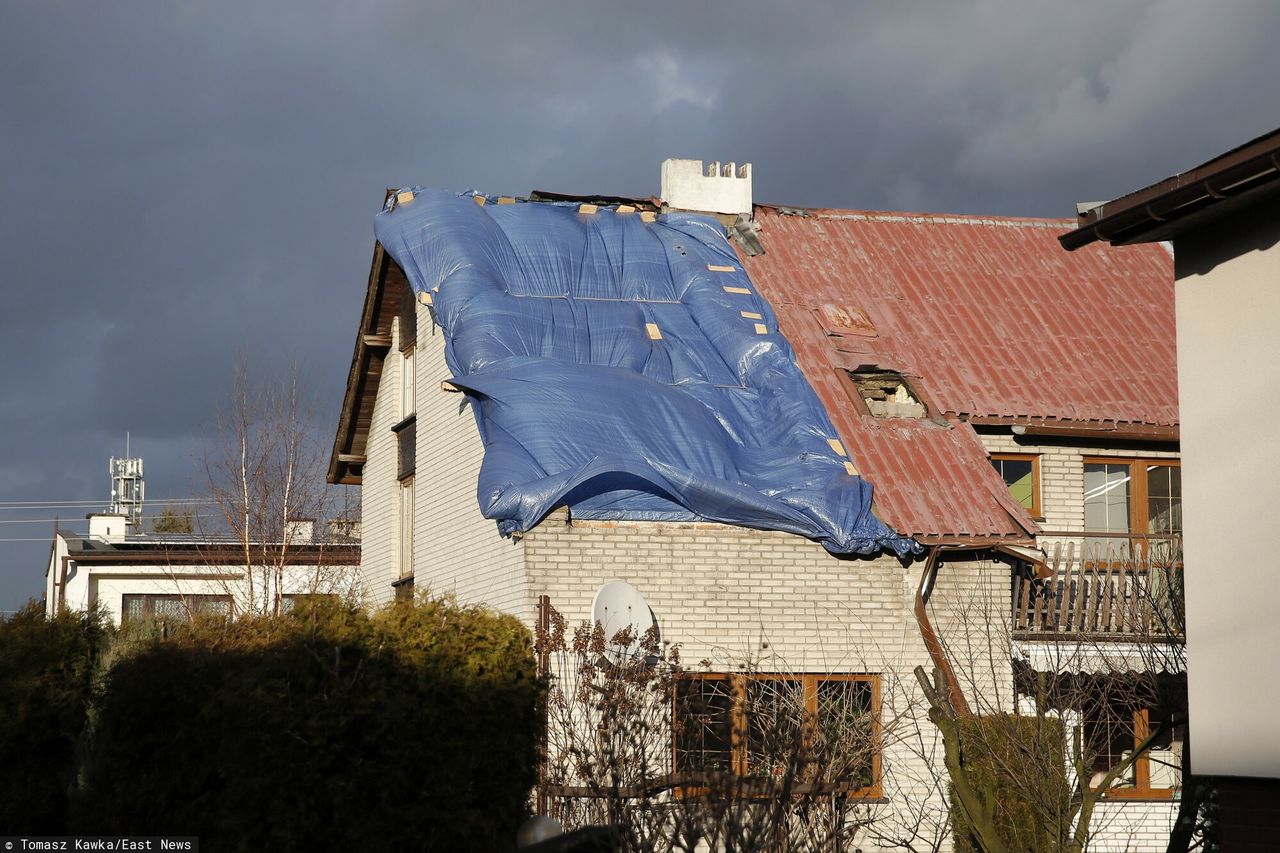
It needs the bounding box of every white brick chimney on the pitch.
[660,158,752,216]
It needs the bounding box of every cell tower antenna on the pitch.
[109,433,145,531]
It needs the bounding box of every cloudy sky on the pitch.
[2,1,1278,611]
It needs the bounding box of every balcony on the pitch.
[1013,533,1184,642]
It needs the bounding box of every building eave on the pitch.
[1060,126,1280,250]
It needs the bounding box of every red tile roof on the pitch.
[739,206,1177,540]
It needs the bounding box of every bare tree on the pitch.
[535,601,914,853]
[197,356,356,616]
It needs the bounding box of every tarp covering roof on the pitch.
[374,189,917,557]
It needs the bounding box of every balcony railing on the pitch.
[1013,534,1184,642]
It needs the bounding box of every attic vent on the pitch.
[847,370,927,419]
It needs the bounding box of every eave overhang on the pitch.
[1061,126,1280,250]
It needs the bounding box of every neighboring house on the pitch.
[330,161,1180,850]
[1062,126,1280,845]
[46,512,361,624]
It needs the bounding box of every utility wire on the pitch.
[0,515,215,525]
[0,499,214,511]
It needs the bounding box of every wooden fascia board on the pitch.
[328,240,392,485]
[966,415,1179,442]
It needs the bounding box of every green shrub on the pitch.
[74,596,542,852]
[951,714,1071,853]
[0,601,108,833]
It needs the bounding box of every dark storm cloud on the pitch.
[2,0,1279,608]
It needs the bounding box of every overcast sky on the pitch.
[2,1,1278,612]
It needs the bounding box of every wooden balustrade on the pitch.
[1013,537,1184,641]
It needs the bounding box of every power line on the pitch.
[0,499,214,511]
[0,515,215,525]
[0,497,212,505]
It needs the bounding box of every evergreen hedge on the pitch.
[0,602,106,833]
[951,714,1071,853]
[1,597,542,852]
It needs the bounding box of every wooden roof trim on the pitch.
[330,185,420,489]
[966,415,1179,442]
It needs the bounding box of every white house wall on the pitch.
[1174,205,1280,779]
[409,304,528,615]
[523,514,1009,853]
[91,572,244,624]
[357,317,405,607]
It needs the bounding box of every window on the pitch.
[674,673,880,796]
[991,454,1041,517]
[1083,459,1181,561]
[395,417,416,481]
[400,345,416,421]
[395,345,416,479]
[399,477,414,578]
[1084,693,1185,799]
[121,594,232,624]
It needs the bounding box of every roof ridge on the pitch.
[756,204,1072,227]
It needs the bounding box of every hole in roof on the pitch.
[847,369,927,419]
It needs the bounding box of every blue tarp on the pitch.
[374,189,917,557]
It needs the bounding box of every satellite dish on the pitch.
[591,580,660,666]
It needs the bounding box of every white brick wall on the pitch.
[410,305,528,617]
[358,317,405,607]
[523,516,1010,853]
[1086,800,1179,853]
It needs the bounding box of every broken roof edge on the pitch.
[529,189,660,209]
[963,415,1180,437]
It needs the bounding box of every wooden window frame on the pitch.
[400,344,416,422]
[1082,457,1181,561]
[1091,706,1181,801]
[991,453,1041,518]
[398,476,414,579]
[673,672,882,799]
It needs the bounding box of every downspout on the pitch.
[913,545,971,717]
[58,555,73,613]
[914,541,1046,718]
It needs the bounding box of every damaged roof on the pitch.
[739,205,1176,540]
[331,193,1177,545]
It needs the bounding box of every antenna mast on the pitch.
[109,432,145,530]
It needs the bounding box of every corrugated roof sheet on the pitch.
[739,206,1177,540]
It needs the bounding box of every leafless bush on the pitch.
[535,603,887,852]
